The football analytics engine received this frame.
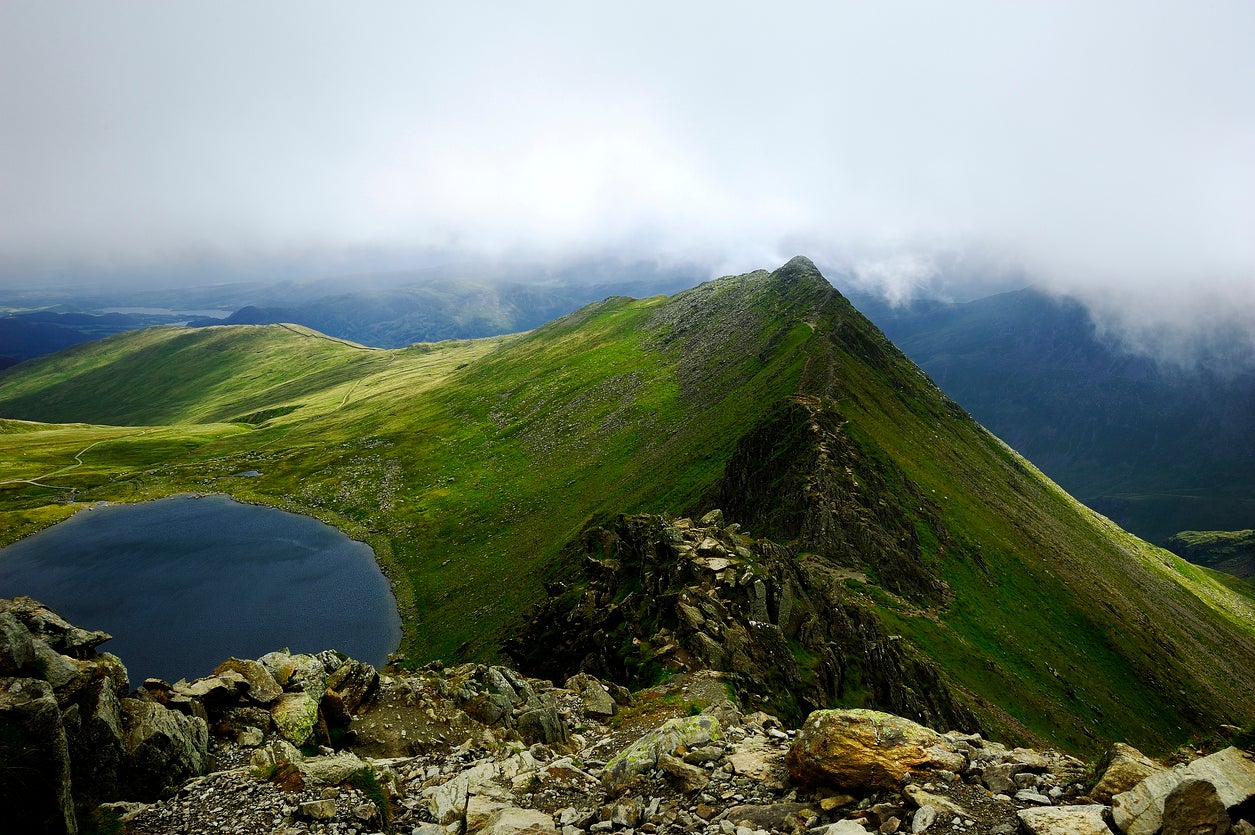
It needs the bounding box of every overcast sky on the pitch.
[1,2,1252,353]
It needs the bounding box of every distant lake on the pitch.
[103,306,233,319]
[0,494,401,683]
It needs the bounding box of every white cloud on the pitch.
[1,1,1252,354]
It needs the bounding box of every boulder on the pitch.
[1162,779,1230,835]
[285,653,329,699]
[424,751,540,825]
[35,642,84,694]
[470,805,556,834]
[1113,747,1255,835]
[565,673,617,718]
[298,798,338,820]
[1017,805,1111,835]
[214,658,283,705]
[724,802,821,831]
[270,691,320,747]
[466,794,511,832]
[119,698,209,801]
[910,805,937,833]
[1,597,109,657]
[515,704,569,748]
[658,752,710,792]
[258,650,298,685]
[904,785,968,817]
[324,658,379,715]
[601,713,721,794]
[1092,743,1165,803]
[298,752,369,787]
[173,673,247,709]
[0,677,77,834]
[786,709,964,791]
[1184,747,1255,810]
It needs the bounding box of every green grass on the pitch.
[1,258,1253,755]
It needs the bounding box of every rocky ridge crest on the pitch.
[509,509,975,732]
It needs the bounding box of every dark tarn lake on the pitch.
[0,494,401,683]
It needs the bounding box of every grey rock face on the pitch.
[119,698,209,800]
[0,610,35,674]
[0,677,77,834]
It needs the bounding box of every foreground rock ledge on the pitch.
[4,596,1255,835]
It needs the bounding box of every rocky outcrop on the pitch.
[717,395,953,605]
[0,597,209,834]
[1112,747,1255,835]
[0,677,77,835]
[509,510,979,732]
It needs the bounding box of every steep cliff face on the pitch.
[508,511,979,734]
[717,395,951,604]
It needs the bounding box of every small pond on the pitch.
[0,494,402,683]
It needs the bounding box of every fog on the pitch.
[1,2,1252,358]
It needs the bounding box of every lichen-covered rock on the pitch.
[786,709,964,791]
[258,650,297,685]
[601,713,720,793]
[286,653,329,699]
[270,691,320,747]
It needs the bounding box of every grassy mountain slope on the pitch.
[1,258,1253,756]
[858,289,1255,545]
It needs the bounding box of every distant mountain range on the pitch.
[3,258,1253,755]
[0,261,698,363]
[184,273,693,347]
[0,310,192,367]
[854,288,1255,545]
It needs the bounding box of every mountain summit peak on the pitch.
[775,255,821,279]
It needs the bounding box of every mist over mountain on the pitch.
[0,259,701,360]
[856,287,1255,545]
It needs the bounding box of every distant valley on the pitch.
[855,288,1255,546]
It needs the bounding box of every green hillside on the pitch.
[1,258,1253,756]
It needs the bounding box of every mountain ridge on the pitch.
[1,258,1253,755]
